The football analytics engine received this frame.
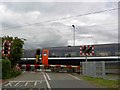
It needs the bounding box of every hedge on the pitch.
[2,59,21,79]
[10,69,21,77]
[2,59,11,79]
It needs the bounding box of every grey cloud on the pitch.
[3,2,57,13]
[2,21,23,30]
[2,2,118,49]
[23,27,68,49]
[3,2,117,15]
[74,23,118,44]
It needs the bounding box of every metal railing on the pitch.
[82,61,119,80]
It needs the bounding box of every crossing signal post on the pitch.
[2,40,11,58]
[80,45,94,74]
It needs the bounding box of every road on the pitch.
[2,71,99,90]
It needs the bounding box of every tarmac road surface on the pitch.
[2,71,100,90]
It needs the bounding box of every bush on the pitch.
[10,69,21,77]
[2,59,21,79]
[2,59,11,79]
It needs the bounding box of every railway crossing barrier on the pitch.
[18,64,80,72]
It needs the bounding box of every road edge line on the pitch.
[68,74,80,80]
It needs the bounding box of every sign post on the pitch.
[2,40,12,59]
[80,45,94,75]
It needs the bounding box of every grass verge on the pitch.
[72,73,119,89]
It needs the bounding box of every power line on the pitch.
[3,8,119,30]
[79,22,118,28]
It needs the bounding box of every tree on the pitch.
[2,36,26,68]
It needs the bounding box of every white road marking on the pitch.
[39,81,43,83]
[30,71,36,73]
[68,74,80,80]
[9,80,43,82]
[44,69,51,72]
[34,81,42,86]
[4,81,44,87]
[42,72,51,90]
[14,81,20,86]
[24,81,29,86]
[36,69,41,71]
[22,71,25,74]
[45,72,51,80]
[34,81,37,86]
[4,82,12,86]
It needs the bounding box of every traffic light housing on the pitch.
[36,49,40,63]
[36,49,40,55]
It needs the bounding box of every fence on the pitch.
[82,61,119,80]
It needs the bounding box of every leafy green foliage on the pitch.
[2,59,21,79]
[2,36,26,68]
[2,36,25,79]
[10,38,24,67]
[10,69,21,77]
[2,59,11,79]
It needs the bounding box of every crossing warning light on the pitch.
[2,40,11,57]
[36,49,40,63]
[86,46,92,53]
[80,45,94,56]
[4,42,9,54]
[83,45,86,52]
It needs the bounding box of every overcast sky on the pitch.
[1,1,119,49]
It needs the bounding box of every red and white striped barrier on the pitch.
[18,64,80,71]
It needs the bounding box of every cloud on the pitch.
[1,4,41,28]
[1,0,119,2]
[1,2,118,49]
